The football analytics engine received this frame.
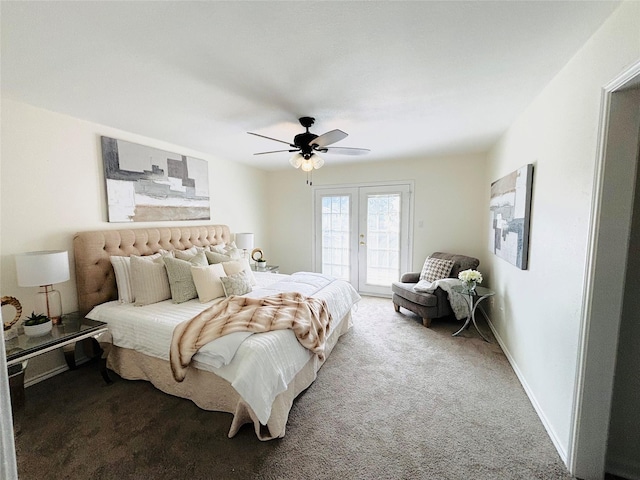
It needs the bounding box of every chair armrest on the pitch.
[400,272,420,283]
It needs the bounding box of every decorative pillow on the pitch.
[111,252,165,303]
[224,241,243,260]
[110,256,134,303]
[220,270,253,297]
[222,258,257,285]
[205,250,232,264]
[209,243,227,254]
[163,252,208,303]
[174,246,205,260]
[191,263,227,302]
[419,257,455,283]
[131,254,172,306]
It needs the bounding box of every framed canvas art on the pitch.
[489,164,534,269]
[101,136,210,222]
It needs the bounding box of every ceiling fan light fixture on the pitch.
[289,153,304,169]
[311,154,324,169]
[300,158,314,172]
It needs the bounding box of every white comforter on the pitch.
[86,271,360,424]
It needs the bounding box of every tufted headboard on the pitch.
[73,225,231,315]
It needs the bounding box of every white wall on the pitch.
[0,98,269,382]
[484,0,640,465]
[266,153,488,277]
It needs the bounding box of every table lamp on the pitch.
[234,233,254,259]
[15,250,70,325]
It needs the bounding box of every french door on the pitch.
[314,183,412,296]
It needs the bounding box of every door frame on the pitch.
[568,60,640,479]
[312,180,414,293]
[357,184,411,295]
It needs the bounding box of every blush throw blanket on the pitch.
[170,292,331,382]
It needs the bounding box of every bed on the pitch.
[73,225,360,440]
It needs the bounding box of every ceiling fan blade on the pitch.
[309,129,348,148]
[254,149,299,155]
[248,132,296,147]
[321,147,371,155]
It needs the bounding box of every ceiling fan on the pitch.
[248,117,370,175]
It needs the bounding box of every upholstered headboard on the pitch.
[73,225,231,315]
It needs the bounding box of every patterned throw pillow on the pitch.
[220,271,253,297]
[163,252,208,303]
[419,257,455,283]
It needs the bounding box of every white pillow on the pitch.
[110,256,134,303]
[222,258,256,285]
[209,244,227,254]
[174,246,205,260]
[130,254,172,306]
[110,251,165,303]
[191,263,227,302]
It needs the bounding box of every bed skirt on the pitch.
[106,311,352,441]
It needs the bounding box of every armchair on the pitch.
[392,252,479,327]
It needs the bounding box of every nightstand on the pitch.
[250,264,279,274]
[5,312,111,410]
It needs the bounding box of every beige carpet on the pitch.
[13,296,572,479]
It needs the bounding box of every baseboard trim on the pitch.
[480,307,568,464]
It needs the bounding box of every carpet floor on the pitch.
[12,296,572,479]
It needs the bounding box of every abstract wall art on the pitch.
[101,136,210,222]
[489,164,534,269]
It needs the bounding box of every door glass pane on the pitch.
[321,195,350,281]
[366,194,401,286]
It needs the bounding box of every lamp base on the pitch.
[34,286,63,325]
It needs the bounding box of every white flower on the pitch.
[458,269,483,284]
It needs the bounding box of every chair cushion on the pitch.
[391,282,438,307]
[419,256,455,282]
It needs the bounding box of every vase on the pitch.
[464,281,477,294]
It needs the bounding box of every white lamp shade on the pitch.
[15,250,70,287]
[234,233,255,251]
[312,154,324,169]
[301,159,314,172]
[289,153,304,169]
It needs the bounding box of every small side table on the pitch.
[451,285,494,342]
[5,312,111,410]
[250,264,280,274]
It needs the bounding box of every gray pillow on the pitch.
[220,271,253,297]
[205,250,232,264]
[163,252,208,303]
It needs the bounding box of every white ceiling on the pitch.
[1,1,620,171]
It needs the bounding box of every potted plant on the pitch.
[256,259,267,270]
[22,312,52,337]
